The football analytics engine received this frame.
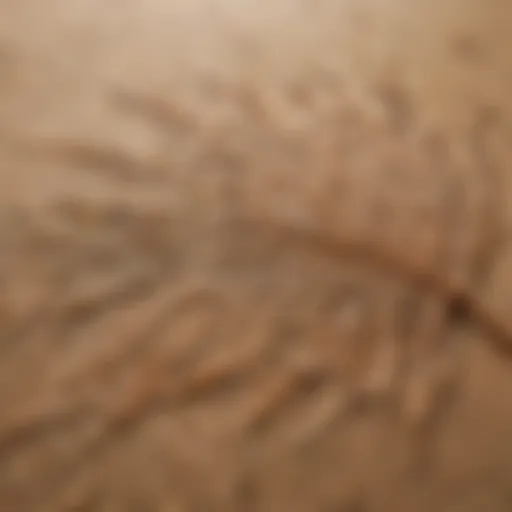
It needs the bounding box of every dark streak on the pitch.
[376,82,413,133]
[251,217,512,358]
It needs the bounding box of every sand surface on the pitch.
[1,1,512,510]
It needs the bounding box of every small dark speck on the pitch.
[376,82,413,133]
[298,370,326,395]
[451,34,483,61]
[446,294,471,326]
[287,81,313,107]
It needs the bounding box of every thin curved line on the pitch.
[250,216,512,358]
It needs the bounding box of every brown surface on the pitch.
[1,1,512,510]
